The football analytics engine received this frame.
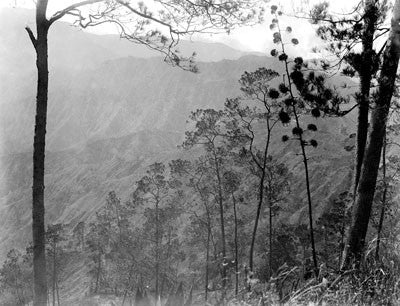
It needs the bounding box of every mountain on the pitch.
[0,7,358,264]
[0,7,263,68]
[0,7,268,154]
[0,55,280,153]
[0,118,356,262]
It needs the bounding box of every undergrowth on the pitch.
[224,260,400,306]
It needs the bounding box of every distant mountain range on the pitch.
[0,7,268,153]
[0,8,357,261]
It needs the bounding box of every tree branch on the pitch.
[48,0,105,25]
[115,0,181,35]
[338,103,359,116]
[25,26,37,48]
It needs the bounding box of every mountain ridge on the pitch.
[0,7,358,266]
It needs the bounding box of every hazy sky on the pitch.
[0,0,363,57]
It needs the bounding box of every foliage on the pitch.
[7,1,400,304]
[46,223,69,306]
[316,192,352,270]
[133,162,184,297]
[58,0,264,71]
[309,0,390,76]
[0,248,33,306]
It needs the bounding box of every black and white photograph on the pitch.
[1,0,400,305]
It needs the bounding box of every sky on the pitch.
[0,0,364,57]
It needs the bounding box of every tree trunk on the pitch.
[286,96,318,277]
[26,1,50,305]
[212,151,227,294]
[269,193,273,279]
[342,1,400,269]
[280,35,319,277]
[249,120,271,272]
[205,226,210,302]
[15,276,23,306]
[56,278,60,306]
[353,0,378,195]
[95,252,101,293]
[339,210,346,270]
[249,171,266,272]
[155,198,160,301]
[122,262,135,306]
[232,193,239,296]
[52,241,57,306]
[300,138,319,278]
[375,132,387,260]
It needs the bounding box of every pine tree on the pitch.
[132,162,183,300]
[342,0,400,269]
[25,1,261,303]
[268,4,348,276]
[223,68,281,273]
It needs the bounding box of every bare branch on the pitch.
[48,0,104,25]
[25,26,37,48]
[337,103,359,116]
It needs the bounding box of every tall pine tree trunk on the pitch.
[212,151,227,294]
[353,0,378,195]
[249,171,266,271]
[269,193,273,279]
[25,1,50,304]
[249,119,272,272]
[342,0,400,269]
[278,29,319,277]
[232,193,239,295]
[95,252,101,293]
[52,241,57,306]
[205,227,210,302]
[375,132,387,260]
[155,199,160,300]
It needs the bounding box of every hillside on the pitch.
[0,8,364,306]
[0,6,359,260]
[0,8,269,154]
[1,55,281,153]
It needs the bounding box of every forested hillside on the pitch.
[1,1,400,305]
